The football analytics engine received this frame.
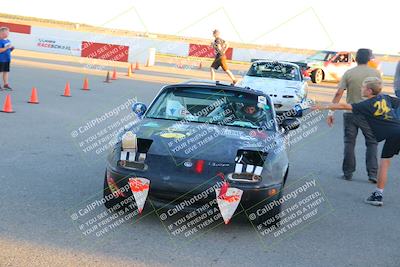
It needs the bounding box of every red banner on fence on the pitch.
[188,44,233,60]
[81,41,129,62]
[0,22,31,34]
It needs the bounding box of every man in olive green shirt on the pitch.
[327,48,381,182]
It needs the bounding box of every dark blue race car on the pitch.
[104,80,300,223]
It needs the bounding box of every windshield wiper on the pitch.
[146,116,181,121]
[225,121,259,129]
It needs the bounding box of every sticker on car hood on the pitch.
[209,162,230,167]
[143,122,159,127]
[168,123,190,132]
[160,132,186,139]
[258,95,267,104]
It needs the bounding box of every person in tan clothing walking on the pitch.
[326,48,381,182]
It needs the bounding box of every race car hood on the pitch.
[110,118,287,194]
[241,76,301,95]
[123,118,279,162]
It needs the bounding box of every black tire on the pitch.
[103,172,126,210]
[311,69,323,84]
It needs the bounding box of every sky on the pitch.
[1,0,398,54]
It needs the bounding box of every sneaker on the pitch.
[342,174,352,181]
[364,191,383,206]
[368,176,378,183]
[3,84,12,90]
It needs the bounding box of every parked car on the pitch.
[239,60,308,116]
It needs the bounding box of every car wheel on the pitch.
[103,171,126,210]
[311,69,323,84]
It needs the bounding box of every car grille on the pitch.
[229,173,261,183]
[119,160,147,171]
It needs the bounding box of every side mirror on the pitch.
[293,104,303,117]
[132,103,147,119]
[281,118,300,132]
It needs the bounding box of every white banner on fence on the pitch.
[10,32,81,56]
[32,26,189,64]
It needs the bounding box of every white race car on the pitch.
[239,60,309,116]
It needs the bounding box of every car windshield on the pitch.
[246,62,300,81]
[145,87,275,130]
[307,51,335,61]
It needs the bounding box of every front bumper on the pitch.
[273,98,305,117]
[106,165,283,212]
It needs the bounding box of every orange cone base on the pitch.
[2,95,15,113]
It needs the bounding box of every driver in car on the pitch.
[338,54,348,63]
[244,105,256,115]
[236,103,265,123]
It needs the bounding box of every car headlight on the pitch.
[121,131,137,151]
[296,91,303,99]
[290,88,303,99]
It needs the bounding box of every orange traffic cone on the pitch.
[1,94,15,113]
[127,65,132,77]
[104,71,111,83]
[82,77,89,90]
[112,68,117,80]
[62,82,71,97]
[135,61,140,70]
[28,87,39,104]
